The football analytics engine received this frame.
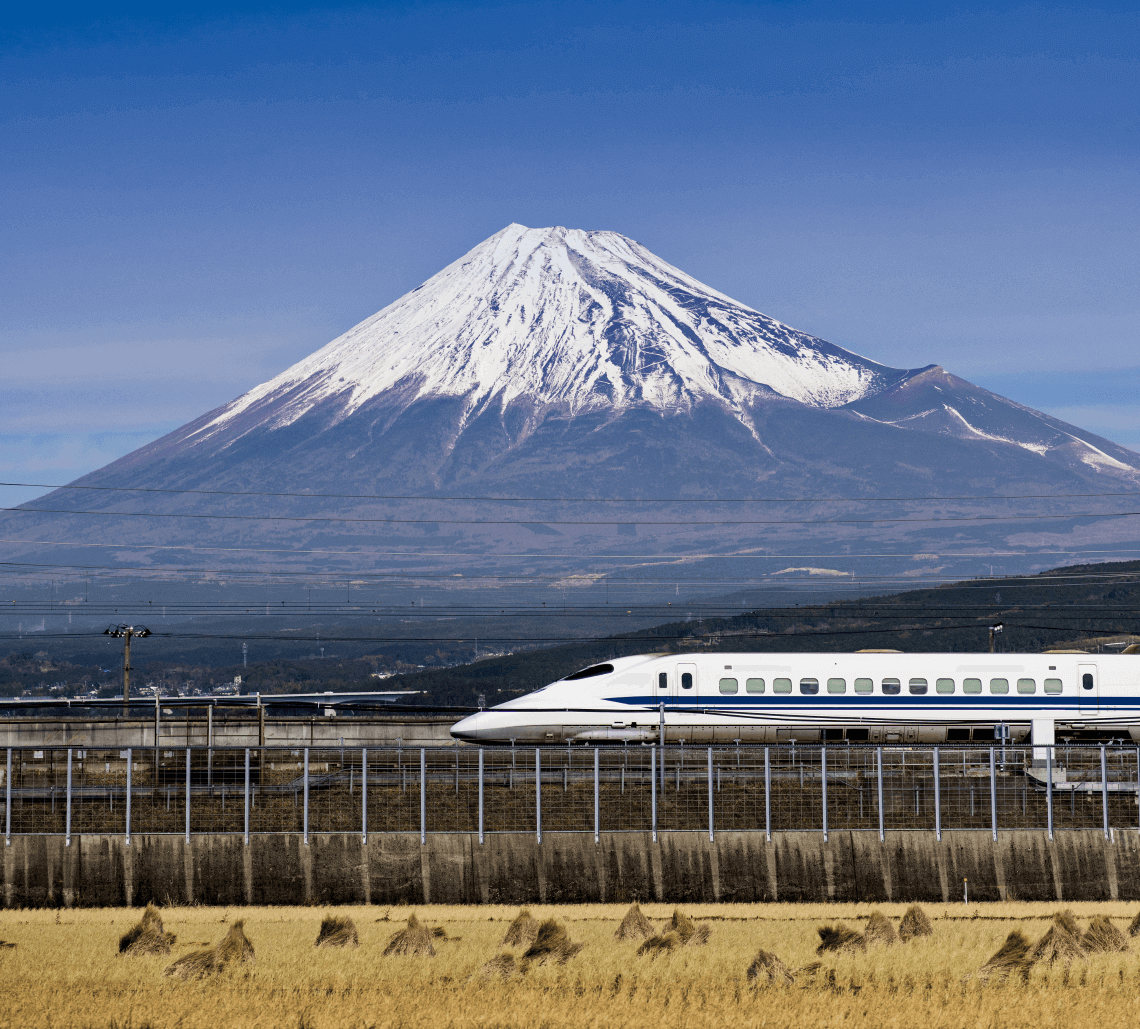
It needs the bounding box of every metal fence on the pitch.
[3,744,1138,843]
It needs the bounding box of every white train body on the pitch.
[449,652,1140,747]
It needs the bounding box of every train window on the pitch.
[1044,678,1063,694]
[827,678,846,694]
[963,678,981,694]
[909,678,928,695]
[774,678,792,694]
[1082,673,1094,690]
[800,678,819,695]
[658,672,667,690]
[564,663,615,681]
[936,678,955,694]
[1017,678,1036,694]
[854,677,873,693]
[719,677,738,694]
[746,678,765,693]
[882,678,901,695]
[989,678,1009,694]
[681,672,693,690]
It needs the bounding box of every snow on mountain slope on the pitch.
[190,224,912,445]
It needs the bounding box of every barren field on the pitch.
[4,901,1140,1029]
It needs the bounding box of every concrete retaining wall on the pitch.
[4,830,1140,908]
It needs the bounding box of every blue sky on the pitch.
[2,1,1137,506]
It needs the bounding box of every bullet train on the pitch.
[450,650,1140,747]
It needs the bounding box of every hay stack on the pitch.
[669,909,711,946]
[383,913,436,957]
[119,904,177,957]
[1083,915,1129,954]
[746,949,794,986]
[1031,921,1086,968]
[479,953,523,981]
[501,908,539,949]
[816,924,866,955]
[898,905,933,942]
[615,902,656,941]
[163,920,254,980]
[965,930,1035,985]
[1052,909,1082,938]
[637,931,680,958]
[864,910,897,947]
[314,914,358,948]
[521,918,583,966]
[1129,910,1140,938]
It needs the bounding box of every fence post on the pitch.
[303,748,309,845]
[651,744,657,843]
[361,748,368,845]
[1098,747,1108,843]
[125,748,132,847]
[535,748,542,845]
[1135,747,1139,834]
[244,748,250,846]
[5,748,11,845]
[876,746,884,842]
[821,745,828,842]
[185,747,191,843]
[933,747,941,842]
[989,747,997,842]
[420,748,426,846]
[708,746,714,843]
[594,746,600,844]
[478,748,484,845]
[764,746,771,842]
[65,748,72,847]
[1046,745,1054,840]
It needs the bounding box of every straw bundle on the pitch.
[864,910,897,947]
[669,909,711,945]
[1128,910,1140,937]
[502,908,539,949]
[637,931,680,958]
[615,903,656,941]
[898,905,933,942]
[1031,923,1086,968]
[383,913,436,957]
[164,920,254,980]
[746,949,794,986]
[816,924,866,955]
[965,930,1035,985]
[119,904,177,957]
[314,914,358,948]
[1083,915,1129,954]
[478,953,523,981]
[1053,909,1082,938]
[521,919,584,966]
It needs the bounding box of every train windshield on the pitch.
[562,663,615,681]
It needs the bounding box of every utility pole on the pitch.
[103,624,151,716]
[243,642,247,668]
[988,622,1003,654]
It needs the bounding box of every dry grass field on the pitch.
[3,901,1140,1029]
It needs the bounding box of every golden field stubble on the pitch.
[3,902,1140,1029]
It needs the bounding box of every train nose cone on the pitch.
[450,712,484,742]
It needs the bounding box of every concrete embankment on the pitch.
[4,830,1140,908]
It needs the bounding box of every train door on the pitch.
[1078,663,1098,714]
[676,663,698,703]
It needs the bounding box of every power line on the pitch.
[6,537,1140,560]
[5,480,1140,504]
[7,505,1140,527]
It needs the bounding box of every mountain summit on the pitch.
[193,224,916,447]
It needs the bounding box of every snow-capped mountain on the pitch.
[191,223,913,447]
[4,224,1139,584]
